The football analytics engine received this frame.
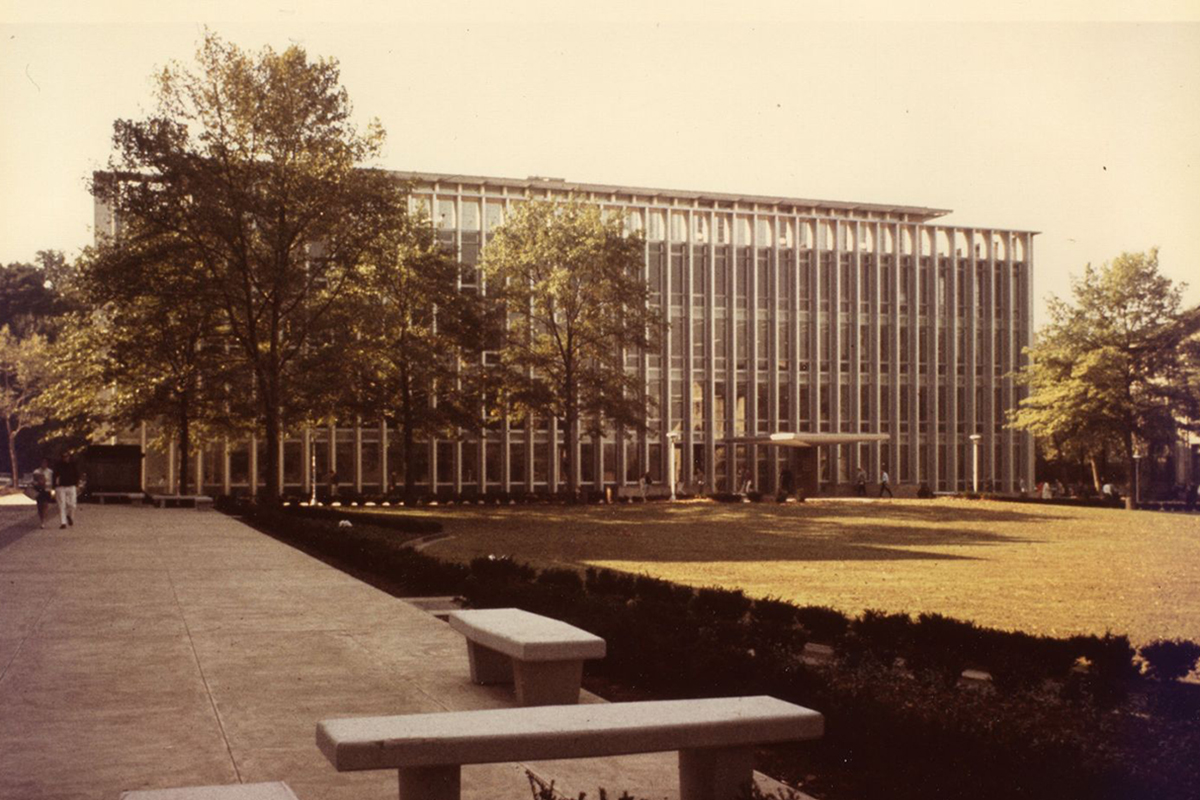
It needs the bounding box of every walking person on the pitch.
[855,468,868,497]
[878,469,893,498]
[53,452,81,529]
[32,457,53,529]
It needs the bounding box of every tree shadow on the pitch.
[433,502,1046,564]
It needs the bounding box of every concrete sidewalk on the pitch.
[0,504,745,800]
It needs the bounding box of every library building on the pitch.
[96,171,1036,498]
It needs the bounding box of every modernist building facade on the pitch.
[98,171,1036,496]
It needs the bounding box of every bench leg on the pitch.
[465,641,513,685]
[512,659,583,706]
[678,745,754,800]
[398,765,460,800]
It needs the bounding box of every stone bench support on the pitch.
[448,608,605,706]
[148,494,214,510]
[317,695,824,800]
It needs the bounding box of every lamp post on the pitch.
[310,442,318,506]
[1132,453,1142,510]
[969,434,982,494]
[666,431,681,501]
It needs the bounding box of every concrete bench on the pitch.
[317,695,823,800]
[615,485,671,501]
[148,494,214,510]
[92,492,146,506]
[447,608,605,706]
[120,782,298,799]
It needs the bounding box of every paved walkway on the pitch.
[0,503,796,800]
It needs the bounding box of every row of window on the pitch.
[424,194,1031,258]
[143,427,1025,494]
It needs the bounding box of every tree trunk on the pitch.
[177,397,190,496]
[401,374,416,504]
[263,401,281,504]
[1089,456,1102,493]
[565,407,580,501]
[4,416,18,488]
[257,369,282,504]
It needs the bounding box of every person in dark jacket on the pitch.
[53,452,81,529]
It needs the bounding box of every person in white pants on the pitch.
[53,452,81,529]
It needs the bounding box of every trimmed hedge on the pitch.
[233,506,1200,800]
[280,503,443,534]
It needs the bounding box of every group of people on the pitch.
[29,453,82,530]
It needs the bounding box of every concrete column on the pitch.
[380,420,389,493]
[828,220,841,486]
[354,422,363,494]
[302,428,311,497]
[946,236,959,489]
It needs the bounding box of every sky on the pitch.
[2,1,1198,326]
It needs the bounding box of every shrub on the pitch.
[906,613,976,686]
[794,605,850,643]
[751,597,799,627]
[849,610,913,663]
[283,503,443,534]
[693,586,752,621]
[1140,639,1200,681]
[584,566,637,596]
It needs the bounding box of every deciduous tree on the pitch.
[95,31,404,501]
[338,211,486,501]
[482,200,663,496]
[57,231,251,495]
[1010,249,1192,487]
[0,327,51,482]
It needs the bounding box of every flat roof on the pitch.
[393,170,953,222]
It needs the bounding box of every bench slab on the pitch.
[318,695,822,771]
[448,608,605,705]
[121,782,299,800]
[447,608,605,662]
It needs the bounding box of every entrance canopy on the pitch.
[721,432,891,494]
[723,432,891,448]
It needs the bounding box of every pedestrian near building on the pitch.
[53,452,81,529]
[778,467,795,502]
[879,470,893,498]
[32,458,53,529]
[855,468,868,497]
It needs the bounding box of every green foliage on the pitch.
[1010,249,1196,486]
[51,228,254,492]
[0,326,53,476]
[96,30,405,499]
[0,254,75,340]
[482,200,665,494]
[337,205,486,500]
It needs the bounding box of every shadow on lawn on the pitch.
[444,499,1069,527]
[433,510,1042,564]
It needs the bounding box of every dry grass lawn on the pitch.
[412,498,1200,645]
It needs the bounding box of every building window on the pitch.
[436,199,456,230]
[671,212,688,242]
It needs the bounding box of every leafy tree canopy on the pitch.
[1010,249,1197,486]
[94,30,406,499]
[482,199,663,494]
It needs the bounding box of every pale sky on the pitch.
[2,1,1198,325]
